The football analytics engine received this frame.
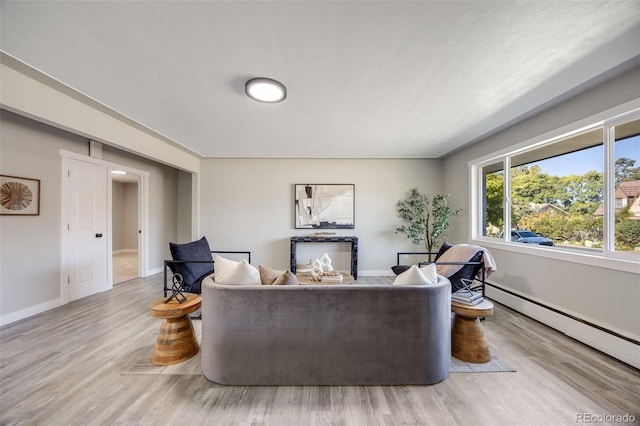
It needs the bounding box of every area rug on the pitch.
[123,353,516,376]
[122,351,203,375]
[450,355,516,373]
[126,321,516,376]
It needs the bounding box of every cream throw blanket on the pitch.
[435,244,497,279]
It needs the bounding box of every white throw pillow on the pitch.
[393,264,432,285]
[215,259,261,285]
[213,254,239,282]
[419,263,438,284]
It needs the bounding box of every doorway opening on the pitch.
[112,171,139,284]
[110,165,143,285]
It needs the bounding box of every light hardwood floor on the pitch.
[1,274,638,426]
[113,251,139,285]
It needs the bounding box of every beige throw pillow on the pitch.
[273,270,300,286]
[259,265,282,285]
[259,265,299,285]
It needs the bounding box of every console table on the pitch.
[290,236,358,279]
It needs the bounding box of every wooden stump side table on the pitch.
[149,293,202,365]
[451,299,494,363]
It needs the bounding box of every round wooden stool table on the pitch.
[451,299,494,363]
[149,293,202,365]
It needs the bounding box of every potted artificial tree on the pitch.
[395,187,461,261]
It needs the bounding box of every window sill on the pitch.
[470,238,640,275]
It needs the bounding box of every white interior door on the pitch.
[66,158,109,301]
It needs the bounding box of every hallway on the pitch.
[113,251,138,285]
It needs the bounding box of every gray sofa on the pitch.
[201,275,451,385]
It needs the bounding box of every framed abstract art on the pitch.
[294,184,354,229]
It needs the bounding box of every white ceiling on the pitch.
[1,1,640,159]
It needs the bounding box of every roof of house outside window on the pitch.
[594,180,640,218]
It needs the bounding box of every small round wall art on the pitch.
[0,175,40,215]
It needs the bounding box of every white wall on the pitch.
[0,111,180,323]
[442,66,640,363]
[199,158,446,274]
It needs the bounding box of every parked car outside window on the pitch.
[500,230,555,246]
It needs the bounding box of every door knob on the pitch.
[95,233,103,238]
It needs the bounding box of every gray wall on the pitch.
[112,182,125,250]
[101,145,179,270]
[123,183,138,249]
[442,66,640,337]
[199,158,447,273]
[0,110,179,319]
[1,111,86,314]
[176,170,194,242]
[112,181,138,251]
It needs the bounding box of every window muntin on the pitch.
[613,118,640,254]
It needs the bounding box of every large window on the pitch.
[475,108,640,260]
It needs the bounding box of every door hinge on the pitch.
[67,223,70,231]
[68,170,71,178]
[67,276,70,284]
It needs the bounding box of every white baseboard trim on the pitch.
[487,284,640,369]
[146,266,164,277]
[358,270,395,277]
[113,249,138,255]
[0,298,62,327]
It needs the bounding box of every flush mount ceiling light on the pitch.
[112,170,127,175]
[245,78,287,103]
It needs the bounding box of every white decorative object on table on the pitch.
[320,253,333,272]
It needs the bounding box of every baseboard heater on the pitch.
[485,281,640,369]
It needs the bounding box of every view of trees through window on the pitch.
[482,117,640,254]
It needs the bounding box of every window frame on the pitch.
[469,99,640,274]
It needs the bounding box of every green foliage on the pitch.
[395,188,428,246]
[558,171,604,214]
[615,219,640,251]
[518,212,603,244]
[395,188,461,258]
[485,171,504,230]
[615,157,640,184]
[483,157,640,251]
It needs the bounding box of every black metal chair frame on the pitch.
[396,251,486,297]
[163,250,251,297]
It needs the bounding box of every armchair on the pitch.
[395,243,495,297]
[163,236,251,297]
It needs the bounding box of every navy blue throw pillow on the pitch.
[434,242,452,262]
[446,250,484,292]
[391,264,412,276]
[169,236,214,294]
